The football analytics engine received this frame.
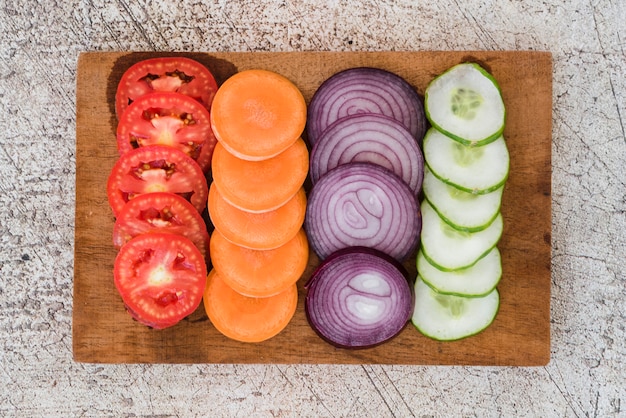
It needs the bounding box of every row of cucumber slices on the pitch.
[411,63,510,341]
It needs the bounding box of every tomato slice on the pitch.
[115,57,218,117]
[114,233,207,329]
[113,192,210,261]
[117,91,217,173]
[107,145,208,217]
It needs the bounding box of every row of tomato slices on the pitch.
[107,57,220,329]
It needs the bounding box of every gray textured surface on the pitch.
[0,0,624,416]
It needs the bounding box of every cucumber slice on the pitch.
[420,199,503,271]
[424,128,509,194]
[424,62,505,146]
[417,247,502,297]
[411,275,500,341]
[422,165,503,232]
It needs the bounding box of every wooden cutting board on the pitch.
[73,51,552,365]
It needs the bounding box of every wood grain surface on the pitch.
[73,51,552,365]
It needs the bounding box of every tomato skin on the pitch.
[114,233,207,329]
[113,192,210,261]
[115,57,218,117]
[107,145,208,217]
[117,91,217,173]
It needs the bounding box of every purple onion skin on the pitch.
[305,246,415,349]
[306,67,427,146]
[305,162,422,262]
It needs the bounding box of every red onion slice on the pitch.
[307,67,427,145]
[305,247,414,349]
[310,113,424,194]
[305,162,421,262]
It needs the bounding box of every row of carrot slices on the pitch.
[205,69,310,342]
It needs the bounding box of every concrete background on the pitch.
[0,0,624,416]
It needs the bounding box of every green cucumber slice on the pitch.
[423,128,509,194]
[422,165,503,232]
[411,275,500,341]
[417,247,502,297]
[420,199,503,271]
[424,62,505,146]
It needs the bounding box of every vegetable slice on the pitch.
[420,200,503,271]
[116,91,217,173]
[106,145,208,217]
[208,184,306,250]
[307,67,427,145]
[417,247,502,297]
[203,269,298,343]
[211,137,309,213]
[114,233,207,329]
[424,62,505,146]
[115,56,218,117]
[423,128,509,194]
[422,165,503,232]
[305,247,413,349]
[112,192,210,260]
[411,275,500,341]
[210,228,308,298]
[310,113,424,194]
[305,162,421,262]
[210,69,307,161]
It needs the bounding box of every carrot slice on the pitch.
[210,228,309,297]
[210,69,307,161]
[211,137,309,213]
[204,269,298,343]
[208,184,306,250]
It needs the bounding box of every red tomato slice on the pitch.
[107,145,208,217]
[115,57,218,117]
[117,91,217,173]
[114,233,208,329]
[113,192,210,261]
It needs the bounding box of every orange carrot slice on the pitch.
[203,269,298,343]
[210,69,307,161]
[211,137,309,213]
[210,228,309,298]
[208,184,306,250]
